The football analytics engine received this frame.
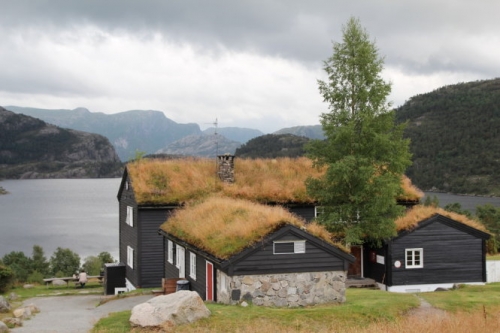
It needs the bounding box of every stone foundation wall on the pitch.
[217,271,347,307]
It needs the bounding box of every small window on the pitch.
[127,246,134,269]
[274,240,306,254]
[126,206,134,227]
[405,248,423,268]
[167,240,173,264]
[125,180,129,190]
[189,252,196,280]
[315,206,324,218]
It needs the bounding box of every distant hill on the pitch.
[5,106,201,161]
[395,78,500,196]
[235,134,310,159]
[203,127,264,143]
[156,134,241,157]
[273,125,324,140]
[0,107,122,179]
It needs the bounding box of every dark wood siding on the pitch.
[185,252,208,300]
[118,176,139,287]
[229,231,347,275]
[363,245,388,284]
[286,205,316,223]
[138,209,173,288]
[164,238,180,279]
[390,220,485,286]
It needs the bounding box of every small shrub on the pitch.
[27,270,44,284]
[0,264,14,293]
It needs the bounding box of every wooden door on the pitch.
[206,261,214,301]
[348,245,363,277]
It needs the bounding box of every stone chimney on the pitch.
[217,154,235,183]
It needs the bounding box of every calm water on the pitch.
[1,179,499,262]
[0,179,120,261]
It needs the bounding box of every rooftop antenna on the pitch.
[205,118,219,186]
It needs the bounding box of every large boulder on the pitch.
[52,279,66,286]
[130,291,210,328]
[0,296,10,313]
[0,321,9,333]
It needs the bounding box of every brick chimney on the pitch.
[217,154,235,183]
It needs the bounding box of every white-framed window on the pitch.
[189,252,197,280]
[125,180,129,190]
[176,245,185,278]
[315,206,324,218]
[127,246,134,269]
[273,240,306,254]
[167,240,173,264]
[405,248,423,268]
[126,206,134,227]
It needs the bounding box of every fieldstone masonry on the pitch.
[217,271,347,307]
[217,154,235,183]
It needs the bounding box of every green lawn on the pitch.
[419,283,500,312]
[93,288,419,333]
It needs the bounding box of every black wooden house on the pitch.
[117,155,422,290]
[363,210,490,292]
[159,196,355,306]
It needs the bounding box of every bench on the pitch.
[43,275,104,288]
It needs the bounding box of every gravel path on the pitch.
[11,294,153,333]
[407,294,447,319]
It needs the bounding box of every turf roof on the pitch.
[395,205,487,233]
[160,196,348,259]
[126,157,423,205]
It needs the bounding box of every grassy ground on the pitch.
[92,284,500,333]
[487,254,500,260]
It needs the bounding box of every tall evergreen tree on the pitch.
[306,17,412,245]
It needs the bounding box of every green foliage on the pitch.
[27,270,44,284]
[82,256,102,276]
[98,252,115,265]
[235,134,310,159]
[443,202,472,218]
[423,195,440,207]
[49,247,81,277]
[306,17,411,244]
[1,251,32,283]
[395,79,500,195]
[476,204,500,251]
[0,264,14,293]
[31,245,50,277]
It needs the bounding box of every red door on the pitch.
[206,261,214,301]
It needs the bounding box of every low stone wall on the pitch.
[217,271,346,307]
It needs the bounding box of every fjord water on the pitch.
[0,178,120,260]
[1,179,500,262]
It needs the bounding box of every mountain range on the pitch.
[0,107,122,179]
[3,77,500,195]
[5,106,266,161]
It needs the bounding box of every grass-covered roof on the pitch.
[126,157,423,205]
[160,196,347,259]
[395,205,487,233]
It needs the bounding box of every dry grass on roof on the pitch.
[127,156,421,205]
[399,176,424,201]
[222,157,324,203]
[395,205,487,232]
[127,158,220,204]
[160,196,345,259]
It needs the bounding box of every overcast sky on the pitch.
[1,1,499,133]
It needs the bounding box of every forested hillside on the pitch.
[0,107,122,178]
[235,134,309,158]
[395,78,500,195]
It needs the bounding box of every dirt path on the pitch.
[407,294,447,319]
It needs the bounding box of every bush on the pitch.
[0,264,14,293]
[27,270,44,284]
